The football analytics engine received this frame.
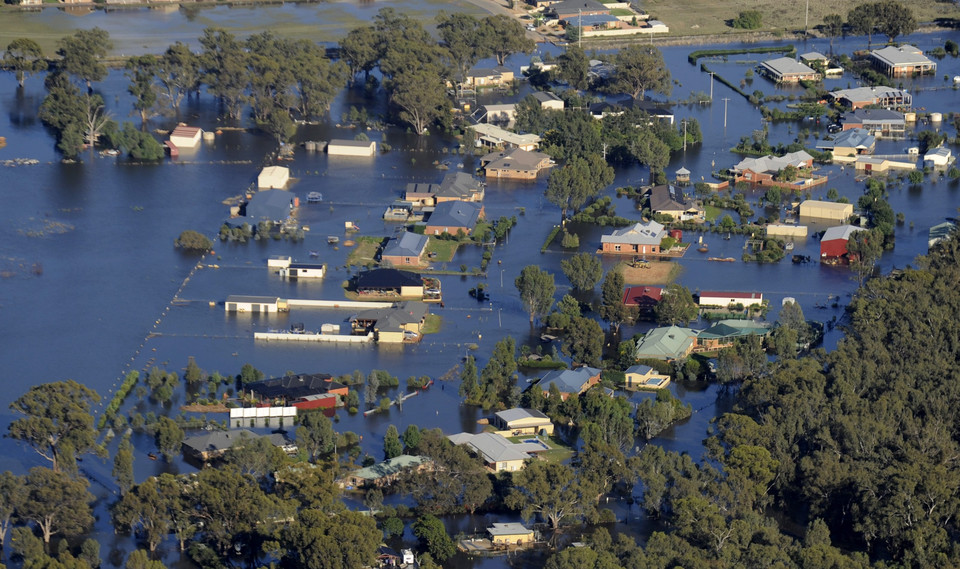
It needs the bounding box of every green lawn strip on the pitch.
[421,314,442,335]
[425,237,460,262]
[345,236,381,267]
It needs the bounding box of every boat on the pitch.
[306,191,323,203]
[309,250,321,257]
[707,257,736,262]
[785,242,794,251]
[698,244,709,252]
[327,236,340,244]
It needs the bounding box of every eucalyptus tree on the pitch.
[3,38,45,87]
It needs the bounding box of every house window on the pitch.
[614,244,621,252]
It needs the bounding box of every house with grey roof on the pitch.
[759,57,821,83]
[447,432,548,471]
[732,151,815,185]
[547,0,609,21]
[536,366,602,400]
[435,172,485,203]
[600,220,666,254]
[245,189,293,223]
[841,109,906,138]
[696,319,771,351]
[381,231,429,267]
[531,91,564,110]
[870,45,936,77]
[182,430,295,462]
[816,128,876,158]
[352,301,429,343]
[424,200,484,236]
[492,408,554,435]
[924,147,954,169]
[633,325,698,361]
[481,148,553,180]
[827,86,912,109]
[928,221,956,250]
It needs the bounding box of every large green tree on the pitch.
[198,27,248,120]
[556,46,589,90]
[389,70,450,135]
[507,461,593,528]
[20,467,94,545]
[561,316,603,367]
[0,471,24,552]
[155,42,200,112]
[545,154,614,221]
[599,269,634,333]
[413,514,455,561]
[608,45,671,101]
[560,253,603,291]
[874,0,917,43]
[125,55,159,126]
[477,14,535,66]
[8,380,100,472]
[56,27,112,87]
[3,38,45,87]
[436,12,487,83]
[295,411,335,462]
[515,266,556,324]
[654,284,698,325]
[277,509,379,569]
[113,476,171,553]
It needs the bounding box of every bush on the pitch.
[732,10,762,29]
[561,231,580,248]
[175,230,213,251]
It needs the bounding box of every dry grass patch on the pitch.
[619,260,680,284]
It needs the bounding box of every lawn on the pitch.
[425,237,460,263]
[610,8,635,16]
[421,314,442,335]
[345,236,381,268]
[619,260,680,285]
[704,205,722,222]
[507,434,575,464]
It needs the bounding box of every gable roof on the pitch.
[436,172,484,200]
[800,51,829,61]
[182,430,290,455]
[531,91,562,104]
[348,455,429,481]
[761,57,817,77]
[495,408,550,424]
[246,189,293,222]
[822,224,864,242]
[488,523,533,536]
[842,108,905,125]
[471,123,541,148]
[447,432,546,464]
[622,286,663,306]
[482,148,551,171]
[698,319,771,340]
[383,231,429,259]
[649,184,700,213]
[733,151,813,174]
[870,45,933,66]
[537,366,601,394]
[247,372,339,399]
[828,86,911,105]
[355,268,423,289]
[427,200,483,229]
[625,364,656,375]
[601,221,665,245]
[819,128,876,150]
[634,326,698,359]
[547,0,609,15]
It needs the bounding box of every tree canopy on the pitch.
[8,380,100,472]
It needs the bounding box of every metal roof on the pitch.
[537,367,601,394]
[382,231,429,259]
[822,225,864,242]
[495,408,550,424]
[600,221,665,245]
[760,57,818,77]
[870,45,933,66]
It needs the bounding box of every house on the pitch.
[492,408,554,436]
[487,523,535,546]
[820,225,865,261]
[481,148,553,180]
[225,295,285,313]
[928,221,956,250]
[423,201,484,236]
[482,103,517,126]
[381,231,429,266]
[377,546,401,567]
[328,139,376,156]
[470,123,541,151]
[924,147,954,169]
[229,406,297,429]
[257,166,290,189]
[798,199,853,222]
[245,189,294,223]
[696,319,772,351]
[799,51,830,66]
[182,430,294,462]
[168,125,202,149]
[854,156,917,173]
[246,372,348,402]
[816,128,876,158]
[464,66,515,87]
[531,91,564,111]
[600,220,666,255]
[759,57,822,83]
[403,182,441,207]
[732,151,814,186]
[536,366,602,400]
[870,45,936,77]
[675,167,691,184]
[649,184,704,221]
[447,432,548,471]
[827,86,912,109]
[354,269,425,298]
[339,455,432,489]
[279,262,325,279]
[699,291,764,309]
[352,301,429,343]
[841,109,906,138]
[622,286,663,318]
[633,325,698,361]
[573,13,621,31]
[547,0,610,21]
[435,172,485,203]
[268,255,292,270]
[624,364,671,389]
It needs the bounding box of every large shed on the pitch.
[328,139,377,157]
[798,200,853,222]
[258,166,290,189]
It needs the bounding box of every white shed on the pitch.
[258,166,290,189]
[328,139,377,157]
[924,147,953,168]
[169,125,202,149]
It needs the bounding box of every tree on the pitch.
[239,363,264,385]
[599,269,634,333]
[339,25,380,83]
[277,509,379,569]
[289,40,348,120]
[546,154,614,220]
[561,253,603,291]
[732,10,763,29]
[226,432,288,478]
[389,70,449,135]
[296,411,335,462]
[0,472,24,552]
[113,476,171,553]
[125,55,159,126]
[174,230,212,251]
[477,14,535,66]
[3,38,45,87]
[153,416,184,461]
[56,28,111,87]
[778,300,810,343]
[198,27,248,120]
[113,436,135,496]
[436,12,487,83]
[459,355,480,401]
[402,424,422,451]
[383,425,403,460]
[126,550,165,569]
[8,380,100,472]
[20,467,94,545]
[364,370,380,406]
[561,316,603,367]
[413,515,455,561]
[848,3,878,46]
[515,265,556,324]
[608,45,671,101]
[155,42,200,113]
[507,461,591,528]
[556,46,589,90]
[848,228,884,287]
[654,284,698,325]
[874,0,916,43]
[822,14,845,54]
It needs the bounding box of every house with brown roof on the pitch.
[481,148,553,180]
[649,185,704,221]
[465,66,515,87]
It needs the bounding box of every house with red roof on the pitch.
[622,286,662,319]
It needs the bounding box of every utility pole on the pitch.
[722,97,730,128]
[708,71,715,101]
[578,9,582,48]
[804,0,809,36]
[682,119,687,152]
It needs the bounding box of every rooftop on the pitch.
[447,432,546,464]
[634,326,698,360]
[649,184,699,213]
[601,221,666,245]
[382,231,429,259]
[622,286,663,306]
[427,200,483,230]
[495,408,550,424]
[761,57,818,77]
[347,455,429,481]
[247,372,340,400]
[537,366,601,394]
[487,523,533,537]
[822,224,865,242]
[482,148,551,172]
[818,128,876,150]
[470,123,541,148]
[354,268,423,289]
[870,45,934,66]
[329,139,376,147]
[843,108,905,124]
[733,151,813,174]
[698,319,771,340]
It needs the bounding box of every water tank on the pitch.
[669,229,683,242]
[782,297,796,306]
[202,130,215,142]
[930,112,942,123]
[903,112,916,123]
[305,141,317,152]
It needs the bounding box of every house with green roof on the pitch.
[696,319,771,351]
[633,325,698,361]
[339,455,432,489]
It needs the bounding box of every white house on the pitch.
[328,139,377,157]
[258,166,290,189]
[924,147,954,169]
[279,263,325,279]
[225,295,286,313]
[168,125,202,149]
[698,291,763,308]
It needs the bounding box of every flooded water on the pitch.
[0,19,959,568]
